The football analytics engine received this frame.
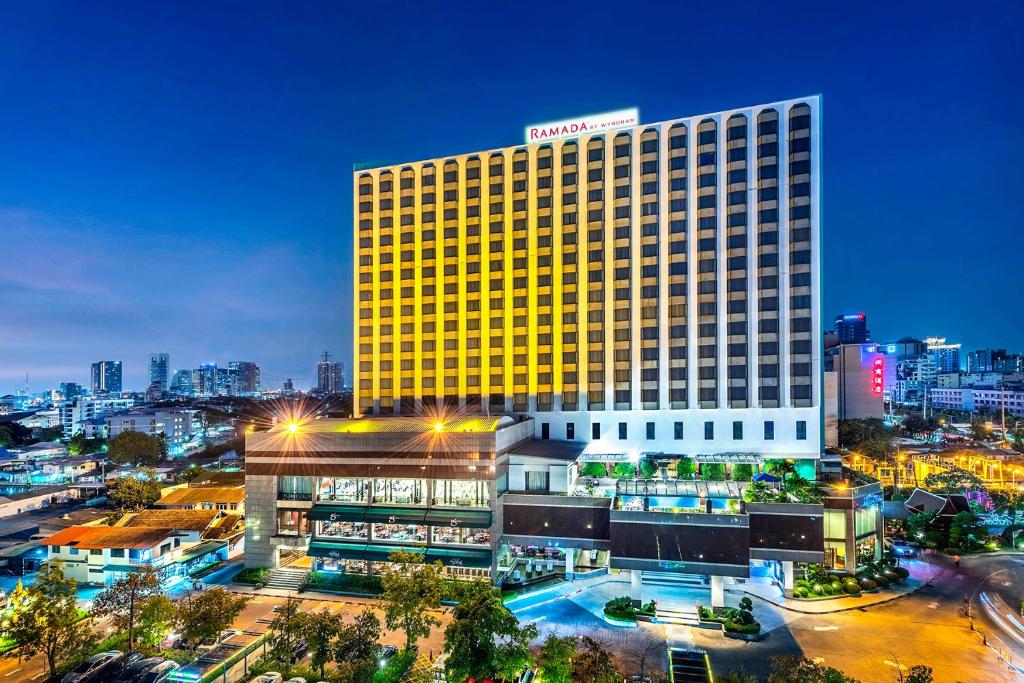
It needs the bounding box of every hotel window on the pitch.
[732,421,743,440]
[704,421,714,440]
[674,422,684,440]
[592,423,601,440]
[646,422,655,440]
[764,420,775,440]
[318,520,367,541]
[372,479,426,505]
[796,421,807,440]
[567,422,575,440]
[373,524,427,544]
[433,480,489,507]
[318,478,368,502]
[432,526,491,547]
[618,423,628,440]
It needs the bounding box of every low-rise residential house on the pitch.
[11,442,67,460]
[40,457,99,481]
[155,486,244,513]
[42,519,233,586]
[0,485,76,518]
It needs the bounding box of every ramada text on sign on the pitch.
[525,108,639,144]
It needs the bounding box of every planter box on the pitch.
[725,630,766,642]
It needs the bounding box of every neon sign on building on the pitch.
[871,357,884,396]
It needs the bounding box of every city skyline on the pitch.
[2,2,1021,394]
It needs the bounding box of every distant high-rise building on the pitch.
[994,354,1024,374]
[59,382,84,400]
[229,361,261,396]
[833,313,870,344]
[170,369,194,397]
[966,349,1007,374]
[148,353,170,393]
[924,337,961,374]
[317,352,344,394]
[283,378,294,393]
[193,364,219,398]
[90,361,122,394]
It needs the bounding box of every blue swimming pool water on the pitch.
[621,495,729,510]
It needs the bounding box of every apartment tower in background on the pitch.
[90,360,122,394]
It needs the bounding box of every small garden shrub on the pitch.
[611,462,637,479]
[580,462,607,477]
[233,567,270,586]
[859,577,878,590]
[304,571,383,594]
[676,458,696,478]
[701,463,727,481]
[604,596,638,622]
[731,463,754,481]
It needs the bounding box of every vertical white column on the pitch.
[782,560,794,597]
[565,547,575,581]
[711,574,725,608]
[630,569,643,603]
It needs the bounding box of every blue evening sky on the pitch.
[1,1,1021,393]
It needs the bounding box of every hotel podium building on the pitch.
[245,96,882,600]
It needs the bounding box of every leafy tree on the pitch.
[948,511,984,551]
[902,415,937,436]
[91,566,163,650]
[0,562,96,678]
[0,425,14,448]
[900,664,934,683]
[175,587,251,647]
[971,417,993,442]
[179,464,207,483]
[700,463,727,481]
[380,550,443,650]
[136,594,176,648]
[572,636,620,683]
[108,430,166,466]
[301,609,344,678]
[676,457,696,478]
[637,457,659,479]
[924,467,984,493]
[333,608,381,683]
[611,462,636,478]
[767,655,857,683]
[108,475,164,510]
[731,463,754,481]
[906,510,937,541]
[720,668,759,683]
[580,462,607,477]
[67,432,105,456]
[444,580,538,683]
[268,596,304,663]
[538,634,577,683]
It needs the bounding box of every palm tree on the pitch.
[766,459,797,491]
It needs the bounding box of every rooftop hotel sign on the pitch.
[525,108,639,144]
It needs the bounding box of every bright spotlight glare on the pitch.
[434,422,444,432]
[288,422,299,433]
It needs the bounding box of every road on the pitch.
[696,554,1023,683]
[968,554,1024,676]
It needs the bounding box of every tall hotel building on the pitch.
[354,96,821,459]
[243,96,877,599]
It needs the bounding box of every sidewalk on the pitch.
[732,558,946,614]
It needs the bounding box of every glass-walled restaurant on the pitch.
[277,476,496,580]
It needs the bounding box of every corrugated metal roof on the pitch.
[43,525,175,550]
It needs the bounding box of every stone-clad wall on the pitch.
[244,474,279,568]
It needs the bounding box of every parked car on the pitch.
[109,652,146,678]
[289,639,308,664]
[889,539,919,558]
[198,629,242,650]
[283,678,307,683]
[250,674,283,683]
[62,652,125,683]
[378,645,398,666]
[136,660,179,683]
[112,656,163,683]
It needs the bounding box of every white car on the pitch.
[250,674,283,683]
[284,678,307,683]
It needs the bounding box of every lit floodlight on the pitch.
[434,422,444,433]
[288,422,299,433]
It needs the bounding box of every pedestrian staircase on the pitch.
[642,572,707,588]
[669,648,712,682]
[655,606,702,627]
[264,568,306,591]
